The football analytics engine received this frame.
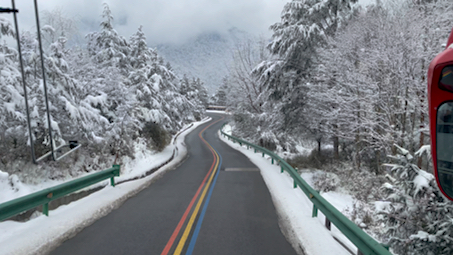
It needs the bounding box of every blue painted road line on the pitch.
[185,148,223,255]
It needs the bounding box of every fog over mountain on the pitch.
[156,28,251,94]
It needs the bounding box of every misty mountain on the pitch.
[156,28,250,94]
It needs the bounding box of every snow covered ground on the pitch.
[220,124,357,255]
[0,117,211,255]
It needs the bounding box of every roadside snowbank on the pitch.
[219,126,356,255]
[0,117,211,255]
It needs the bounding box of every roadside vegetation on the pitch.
[0,3,208,181]
[219,0,453,253]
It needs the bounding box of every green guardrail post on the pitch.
[111,165,121,187]
[293,180,297,188]
[281,166,284,173]
[271,158,274,164]
[312,204,318,217]
[311,191,319,218]
[311,191,318,217]
[254,148,257,153]
[43,203,49,216]
[262,152,265,157]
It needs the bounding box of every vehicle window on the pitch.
[439,66,453,92]
[437,102,453,198]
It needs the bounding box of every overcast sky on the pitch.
[0,0,377,46]
[0,0,286,46]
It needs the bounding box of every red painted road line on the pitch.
[160,117,224,255]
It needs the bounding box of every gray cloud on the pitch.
[0,0,378,46]
[0,0,287,46]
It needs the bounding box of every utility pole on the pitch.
[1,1,37,163]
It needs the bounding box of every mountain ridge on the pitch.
[156,28,250,93]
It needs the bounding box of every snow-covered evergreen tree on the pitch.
[0,3,207,179]
[86,3,130,69]
[44,28,109,144]
[377,145,453,255]
[83,3,138,158]
[180,77,208,108]
[0,18,30,161]
[226,0,359,151]
[213,81,228,106]
[268,0,358,77]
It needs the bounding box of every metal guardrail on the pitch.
[0,165,120,221]
[220,127,391,255]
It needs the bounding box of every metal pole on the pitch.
[11,0,37,163]
[34,0,55,160]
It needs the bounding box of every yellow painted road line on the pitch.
[161,118,224,255]
[173,142,220,255]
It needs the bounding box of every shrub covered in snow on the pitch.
[376,145,453,255]
[140,121,171,152]
[312,172,339,193]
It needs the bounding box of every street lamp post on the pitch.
[2,0,37,163]
[33,0,56,161]
[1,0,81,164]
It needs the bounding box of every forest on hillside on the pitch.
[214,0,453,254]
[0,3,208,179]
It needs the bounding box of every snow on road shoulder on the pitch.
[299,171,356,251]
[117,117,210,183]
[0,117,211,255]
[219,129,352,255]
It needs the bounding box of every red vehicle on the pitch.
[428,28,453,200]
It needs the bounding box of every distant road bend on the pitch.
[50,113,297,255]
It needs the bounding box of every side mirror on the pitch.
[428,28,453,200]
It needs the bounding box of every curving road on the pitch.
[49,113,297,255]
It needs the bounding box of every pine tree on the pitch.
[237,0,360,152]
[267,0,358,80]
[214,83,228,106]
[44,28,110,145]
[0,3,208,178]
[86,3,130,70]
[378,145,453,255]
[0,19,30,160]
[83,3,136,158]
[127,25,171,144]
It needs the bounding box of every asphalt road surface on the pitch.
[49,113,297,255]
